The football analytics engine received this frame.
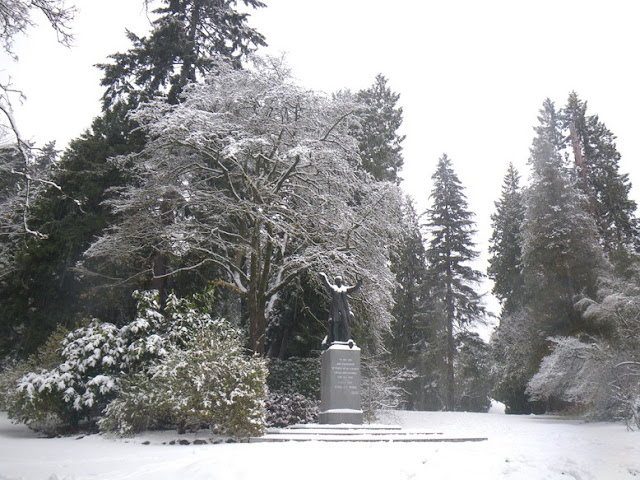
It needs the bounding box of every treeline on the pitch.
[1,0,639,433]
[489,95,640,426]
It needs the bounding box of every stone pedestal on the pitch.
[319,343,363,424]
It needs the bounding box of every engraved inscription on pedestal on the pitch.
[319,344,363,424]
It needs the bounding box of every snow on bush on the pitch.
[526,336,604,408]
[8,290,267,435]
[265,392,318,427]
[0,326,67,413]
[527,334,640,426]
[100,325,267,437]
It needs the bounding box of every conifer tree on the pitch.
[561,92,638,261]
[99,0,266,107]
[521,98,604,333]
[488,163,525,314]
[424,154,485,411]
[386,200,435,408]
[355,74,405,183]
[390,200,428,357]
[493,99,607,414]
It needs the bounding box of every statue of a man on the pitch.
[319,272,363,346]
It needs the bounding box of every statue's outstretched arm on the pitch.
[347,277,364,294]
[319,272,332,290]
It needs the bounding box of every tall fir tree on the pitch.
[390,200,429,358]
[387,200,436,409]
[493,99,606,414]
[424,154,485,411]
[99,0,266,107]
[488,163,526,314]
[355,74,405,183]
[561,92,638,262]
[521,98,604,333]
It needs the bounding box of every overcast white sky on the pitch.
[4,0,640,314]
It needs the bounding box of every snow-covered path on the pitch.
[1,410,639,480]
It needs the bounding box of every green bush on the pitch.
[266,393,318,427]
[267,357,320,400]
[100,324,267,437]
[8,290,267,437]
[0,325,67,412]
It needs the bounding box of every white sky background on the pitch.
[4,0,640,317]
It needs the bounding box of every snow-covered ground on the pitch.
[1,410,639,480]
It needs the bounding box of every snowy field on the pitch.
[1,410,639,480]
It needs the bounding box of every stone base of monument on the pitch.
[319,343,364,425]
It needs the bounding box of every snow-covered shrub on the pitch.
[267,357,320,400]
[96,372,173,435]
[526,337,605,410]
[572,274,640,425]
[265,392,318,427]
[101,324,267,437]
[0,326,67,412]
[8,290,229,432]
[526,335,640,424]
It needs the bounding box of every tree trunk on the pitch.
[151,251,168,306]
[445,253,455,411]
[445,282,455,411]
[248,295,267,355]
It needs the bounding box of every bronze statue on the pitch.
[319,272,363,346]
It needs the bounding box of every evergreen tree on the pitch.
[521,98,604,333]
[491,307,545,414]
[561,92,638,261]
[493,99,606,414]
[423,154,485,411]
[355,74,405,182]
[390,200,428,358]
[488,163,525,314]
[387,200,437,409]
[99,0,266,107]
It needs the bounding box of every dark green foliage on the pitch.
[0,105,144,356]
[491,308,545,414]
[266,357,320,400]
[522,98,604,334]
[266,274,327,359]
[387,200,445,410]
[389,200,429,359]
[355,74,405,182]
[98,0,267,106]
[424,154,485,411]
[488,163,525,314]
[265,393,318,427]
[561,92,639,259]
[0,0,268,358]
[454,332,492,412]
